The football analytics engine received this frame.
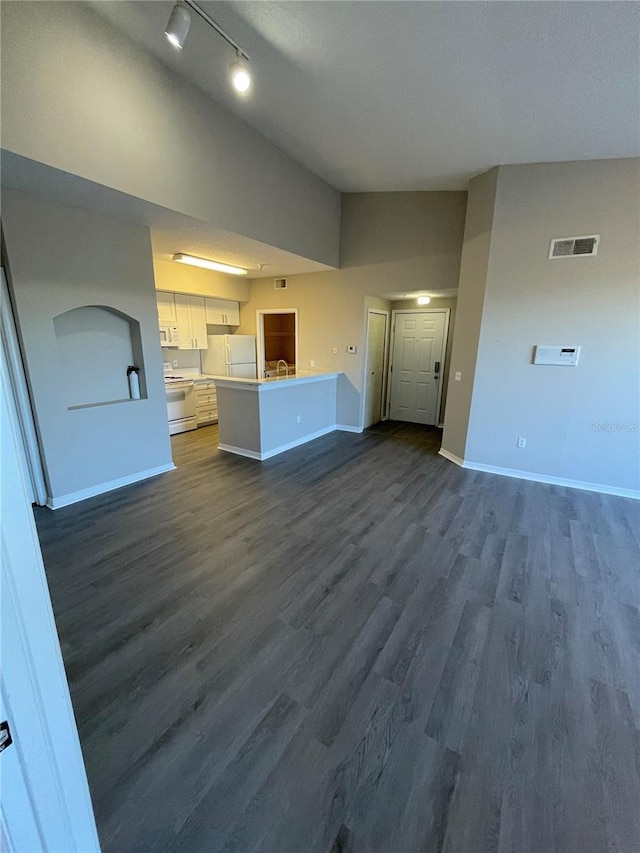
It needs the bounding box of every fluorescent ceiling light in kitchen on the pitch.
[172,254,248,276]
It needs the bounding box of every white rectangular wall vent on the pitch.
[274,277,288,290]
[549,235,599,259]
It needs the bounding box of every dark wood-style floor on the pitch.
[35,423,640,853]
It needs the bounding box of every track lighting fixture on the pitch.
[165,1,251,96]
[165,3,191,49]
[230,52,251,93]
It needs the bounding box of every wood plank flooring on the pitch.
[34,422,640,853]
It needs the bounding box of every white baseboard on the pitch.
[438,448,465,467]
[217,443,263,460]
[47,463,176,509]
[336,424,364,434]
[438,449,639,500]
[219,425,337,461]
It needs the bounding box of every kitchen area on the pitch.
[159,288,252,435]
[158,277,340,459]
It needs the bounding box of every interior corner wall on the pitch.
[1,189,173,504]
[464,158,640,494]
[0,1,340,267]
[441,169,498,459]
[237,191,468,427]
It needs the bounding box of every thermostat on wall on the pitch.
[533,345,580,366]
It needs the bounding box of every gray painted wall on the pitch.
[441,168,498,459]
[259,379,337,453]
[2,189,173,502]
[445,158,640,493]
[239,192,468,427]
[1,1,340,267]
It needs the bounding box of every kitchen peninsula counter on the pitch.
[210,371,343,460]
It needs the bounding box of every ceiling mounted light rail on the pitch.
[165,1,252,94]
[172,253,248,276]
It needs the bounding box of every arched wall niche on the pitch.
[53,305,147,409]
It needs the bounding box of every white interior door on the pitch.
[363,311,388,428]
[0,374,100,851]
[388,311,446,425]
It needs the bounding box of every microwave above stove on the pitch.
[160,324,179,347]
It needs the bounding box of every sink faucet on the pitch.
[276,359,288,376]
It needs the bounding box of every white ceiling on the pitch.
[90,0,640,192]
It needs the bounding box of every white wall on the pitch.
[2,189,173,505]
[239,192,467,427]
[1,1,340,267]
[444,158,640,495]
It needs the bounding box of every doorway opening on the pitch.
[256,309,298,378]
[387,309,450,427]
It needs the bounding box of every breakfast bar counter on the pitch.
[210,371,342,460]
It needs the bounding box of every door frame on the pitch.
[387,308,451,426]
[256,308,299,378]
[0,365,100,851]
[361,309,390,429]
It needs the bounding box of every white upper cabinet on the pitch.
[174,294,208,349]
[205,298,240,326]
[156,292,176,323]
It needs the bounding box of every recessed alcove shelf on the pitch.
[53,306,147,410]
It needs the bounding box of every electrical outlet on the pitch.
[296,414,301,424]
[332,347,338,355]
[454,371,462,381]
[310,359,315,368]
[517,436,527,448]
[347,345,357,354]
[173,360,178,368]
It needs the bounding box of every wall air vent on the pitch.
[549,235,599,259]
[274,277,288,290]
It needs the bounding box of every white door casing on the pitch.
[0,373,100,851]
[363,310,389,428]
[256,309,299,378]
[388,310,448,425]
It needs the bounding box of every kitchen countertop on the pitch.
[208,370,342,390]
[164,370,342,388]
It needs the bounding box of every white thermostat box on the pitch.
[533,345,580,366]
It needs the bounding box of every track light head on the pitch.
[230,53,251,93]
[165,3,191,50]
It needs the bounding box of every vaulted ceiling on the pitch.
[91,1,639,191]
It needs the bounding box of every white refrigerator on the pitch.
[201,335,257,378]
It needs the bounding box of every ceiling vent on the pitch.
[274,277,288,290]
[549,235,599,259]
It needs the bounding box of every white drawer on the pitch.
[197,409,218,425]
[196,395,217,409]
[196,381,216,392]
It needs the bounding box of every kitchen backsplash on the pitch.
[166,350,200,370]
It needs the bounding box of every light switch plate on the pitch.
[455,371,462,381]
[332,347,338,355]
